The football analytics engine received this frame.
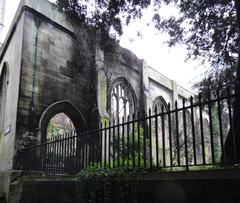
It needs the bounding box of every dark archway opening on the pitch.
[39,101,87,143]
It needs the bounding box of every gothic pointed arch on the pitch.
[152,96,169,113]
[39,100,87,142]
[108,77,137,121]
[152,96,170,166]
[0,62,9,133]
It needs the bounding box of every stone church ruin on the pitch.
[0,0,202,200]
[0,0,192,172]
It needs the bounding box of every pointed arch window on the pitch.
[110,79,135,121]
[152,96,169,166]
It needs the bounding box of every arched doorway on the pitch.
[39,100,87,142]
[38,101,88,173]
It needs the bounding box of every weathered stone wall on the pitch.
[0,10,24,172]
[105,47,143,111]
[16,7,98,148]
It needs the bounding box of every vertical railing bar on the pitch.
[63,133,67,172]
[62,134,65,173]
[48,137,51,173]
[168,103,173,167]
[45,139,49,173]
[81,132,85,170]
[35,146,38,171]
[40,145,43,171]
[113,119,116,168]
[161,105,166,167]
[34,147,38,171]
[80,133,84,170]
[75,133,78,172]
[40,145,42,171]
[74,131,77,173]
[104,121,107,169]
[217,91,225,163]
[57,135,60,173]
[132,113,135,168]
[77,132,81,172]
[143,111,147,168]
[67,133,70,172]
[227,88,237,163]
[53,136,56,173]
[190,96,197,165]
[49,137,52,173]
[74,131,77,172]
[117,117,120,167]
[72,132,75,172]
[52,135,56,173]
[122,116,125,167]
[208,95,215,164]
[86,131,89,169]
[175,101,180,166]
[61,134,65,173]
[41,144,44,171]
[183,99,189,170]
[127,115,130,169]
[68,132,72,173]
[100,123,103,169]
[64,133,69,172]
[56,135,60,173]
[199,93,206,165]
[149,109,153,168]
[39,146,42,171]
[137,112,141,167]
[155,106,159,168]
[89,130,93,168]
[59,134,62,173]
[84,133,86,170]
[108,120,111,169]
[69,132,73,173]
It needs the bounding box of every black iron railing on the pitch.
[19,92,237,174]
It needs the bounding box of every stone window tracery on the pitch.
[110,80,135,121]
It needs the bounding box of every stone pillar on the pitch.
[96,46,109,124]
[141,60,151,114]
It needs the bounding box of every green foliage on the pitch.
[56,0,156,38]
[114,126,151,168]
[76,164,232,202]
[160,0,239,68]
[77,168,140,203]
[47,121,60,139]
[193,66,236,98]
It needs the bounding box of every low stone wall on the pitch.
[6,169,240,203]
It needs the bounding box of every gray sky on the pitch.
[1,0,208,90]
